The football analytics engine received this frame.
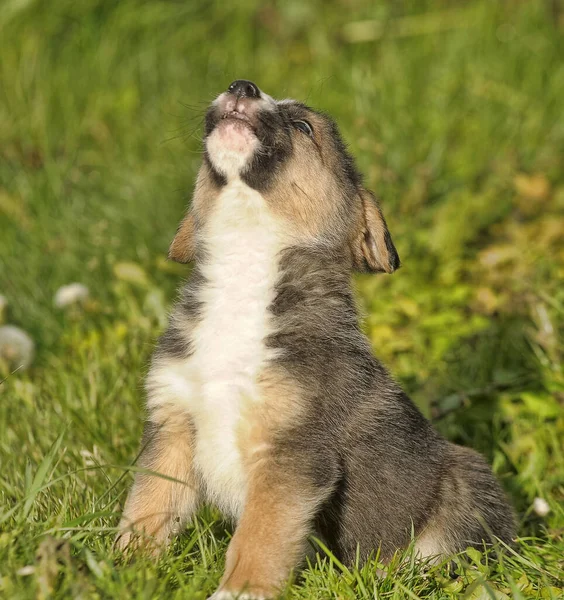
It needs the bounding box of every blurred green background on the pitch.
[0,0,563,597]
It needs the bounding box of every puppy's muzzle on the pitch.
[214,80,272,131]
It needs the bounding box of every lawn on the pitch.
[0,0,563,598]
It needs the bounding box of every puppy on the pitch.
[117,80,515,599]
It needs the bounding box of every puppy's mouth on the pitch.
[204,81,282,180]
[220,110,256,132]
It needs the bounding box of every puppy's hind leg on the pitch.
[415,444,515,561]
[116,403,199,554]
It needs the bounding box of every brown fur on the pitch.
[217,468,325,598]
[354,190,398,273]
[117,405,198,552]
[263,114,350,242]
[168,210,196,263]
[168,164,221,263]
[236,367,305,467]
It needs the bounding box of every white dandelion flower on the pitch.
[532,497,550,517]
[0,325,35,370]
[54,283,89,308]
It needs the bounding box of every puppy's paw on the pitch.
[208,590,266,600]
[114,525,165,557]
[114,529,134,553]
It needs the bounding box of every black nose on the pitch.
[228,80,260,99]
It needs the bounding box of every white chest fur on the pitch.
[148,181,284,518]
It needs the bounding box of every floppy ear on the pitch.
[351,189,400,273]
[168,210,196,263]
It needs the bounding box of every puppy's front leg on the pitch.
[117,404,199,553]
[212,467,326,600]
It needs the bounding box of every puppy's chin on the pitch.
[206,120,258,180]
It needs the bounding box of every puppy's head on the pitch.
[169,80,400,274]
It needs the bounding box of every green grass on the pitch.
[1,0,563,597]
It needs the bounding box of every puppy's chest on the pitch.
[166,184,283,516]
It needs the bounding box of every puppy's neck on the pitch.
[197,180,354,309]
[196,180,286,301]
[203,179,282,238]
[275,246,354,301]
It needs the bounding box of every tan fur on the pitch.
[169,165,220,263]
[168,210,196,263]
[237,367,305,470]
[352,190,397,273]
[264,115,347,243]
[117,405,199,552]
[217,471,319,598]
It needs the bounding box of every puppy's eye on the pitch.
[293,120,313,137]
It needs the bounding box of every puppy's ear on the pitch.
[351,189,400,274]
[168,210,196,263]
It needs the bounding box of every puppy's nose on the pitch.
[228,80,261,99]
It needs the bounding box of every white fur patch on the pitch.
[414,528,445,562]
[206,92,275,180]
[148,180,285,519]
[206,120,258,179]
